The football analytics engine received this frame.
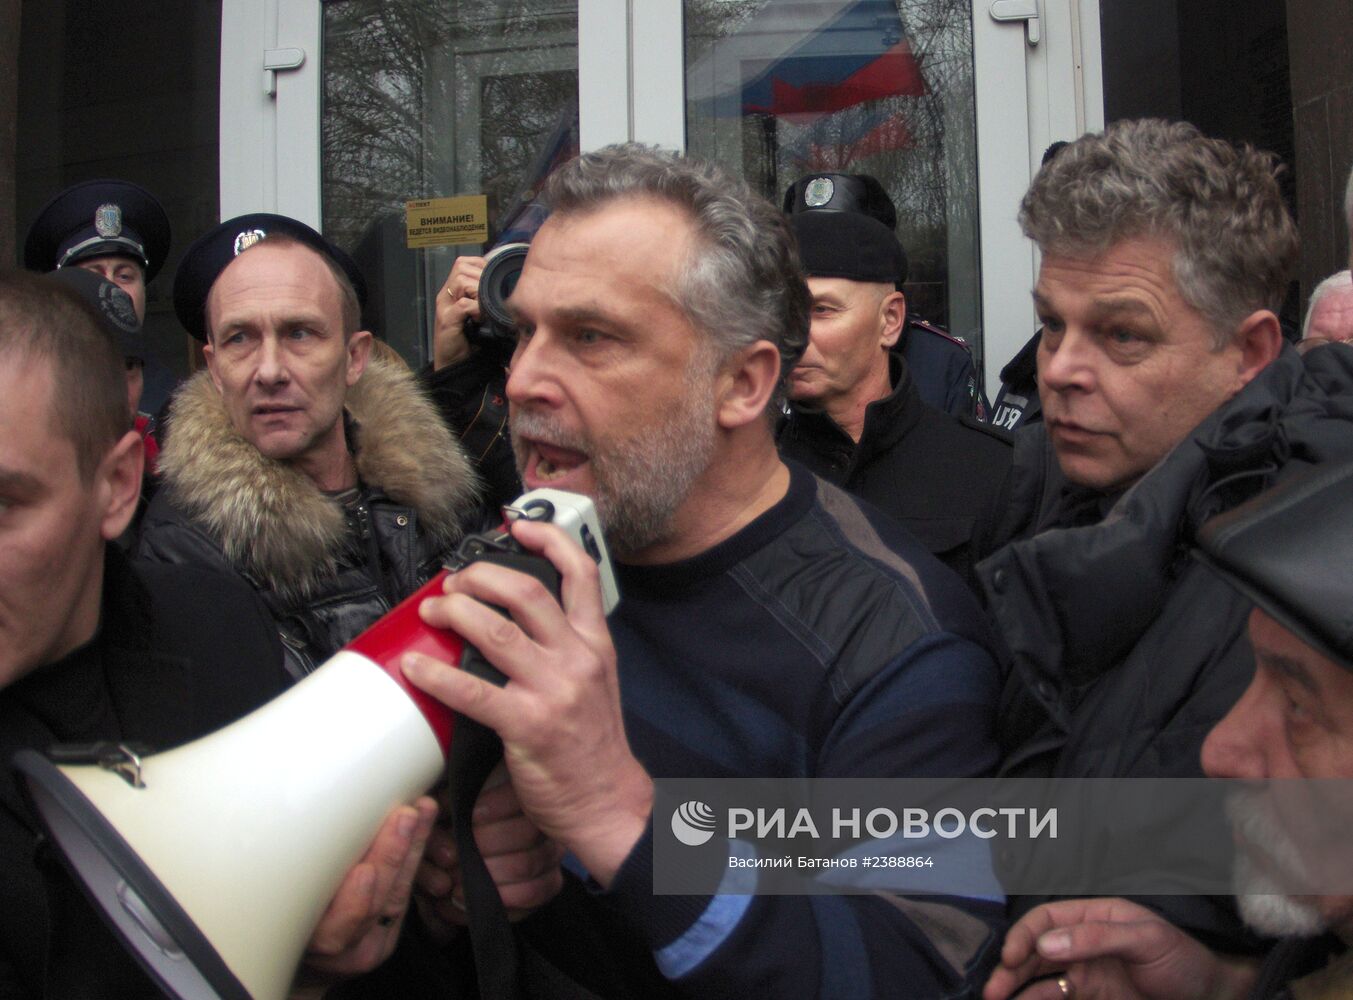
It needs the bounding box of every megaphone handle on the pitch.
[448,712,520,998]
[457,641,507,687]
[445,547,562,1000]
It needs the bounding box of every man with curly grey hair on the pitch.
[979,119,1353,947]
[404,143,1009,997]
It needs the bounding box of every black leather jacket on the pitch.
[141,483,449,677]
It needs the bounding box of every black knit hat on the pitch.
[790,211,908,286]
[1195,460,1353,671]
[173,213,367,341]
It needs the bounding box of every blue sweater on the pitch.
[558,464,1005,999]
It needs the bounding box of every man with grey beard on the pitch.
[400,143,1009,998]
[984,460,1353,1000]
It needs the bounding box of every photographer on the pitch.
[423,253,521,510]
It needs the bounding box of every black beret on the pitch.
[790,211,908,286]
[173,213,368,341]
[24,179,171,281]
[1195,460,1353,672]
[783,173,898,231]
[44,267,145,361]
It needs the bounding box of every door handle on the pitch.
[264,47,306,97]
[990,0,1040,46]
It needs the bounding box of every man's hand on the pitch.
[416,765,566,936]
[402,518,653,887]
[301,796,437,979]
[982,898,1258,1000]
[433,256,486,370]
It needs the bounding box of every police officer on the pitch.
[988,143,1069,433]
[24,179,174,443]
[779,175,1012,591]
[783,172,988,419]
[23,178,171,323]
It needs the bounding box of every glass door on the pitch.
[321,1,581,363]
[684,0,981,345]
[219,0,1101,384]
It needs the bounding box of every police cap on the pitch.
[1196,459,1353,672]
[782,173,898,231]
[43,266,145,361]
[173,213,367,341]
[24,179,171,281]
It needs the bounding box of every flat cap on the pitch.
[43,267,145,361]
[24,179,171,281]
[1195,460,1353,671]
[173,213,367,341]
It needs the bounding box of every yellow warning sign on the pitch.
[405,195,489,249]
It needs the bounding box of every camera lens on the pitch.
[478,242,530,333]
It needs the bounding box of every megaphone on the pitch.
[13,488,617,1000]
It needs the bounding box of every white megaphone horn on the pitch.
[13,488,617,1000]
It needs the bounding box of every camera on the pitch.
[464,241,530,346]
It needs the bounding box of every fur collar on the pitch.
[158,356,480,599]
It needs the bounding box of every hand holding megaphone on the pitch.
[302,793,437,979]
[402,510,654,892]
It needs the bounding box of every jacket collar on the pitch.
[157,356,481,601]
[982,345,1353,691]
[0,546,195,835]
[785,354,922,470]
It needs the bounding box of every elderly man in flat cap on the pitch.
[984,459,1353,1000]
[778,172,1011,590]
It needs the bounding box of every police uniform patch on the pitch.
[804,177,834,208]
[94,203,123,238]
[233,229,266,255]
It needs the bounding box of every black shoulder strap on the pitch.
[446,548,603,1000]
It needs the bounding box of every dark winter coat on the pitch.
[0,546,287,998]
[778,354,1012,590]
[978,343,1353,947]
[989,329,1041,433]
[137,357,482,678]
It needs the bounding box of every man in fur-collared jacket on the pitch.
[137,214,482,679]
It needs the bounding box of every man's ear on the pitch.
[97,430,144,541]
[345,330,373,387]
[717,340,782,430]
[879,290,907,349]
[1233,310,1283,389]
